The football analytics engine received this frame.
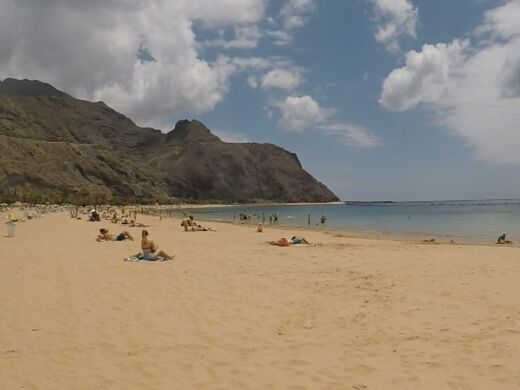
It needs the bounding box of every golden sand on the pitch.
[1,211,520,389]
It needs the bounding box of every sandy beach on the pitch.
[2,211,520,389]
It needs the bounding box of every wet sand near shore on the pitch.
[1,212,520,389]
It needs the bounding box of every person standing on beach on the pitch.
[262,213,265,223]
[320,215,326,228]
[274,213,278,225]
[308,214,311,226]
[269,215,273,225]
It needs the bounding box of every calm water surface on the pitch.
[175,200,520,243]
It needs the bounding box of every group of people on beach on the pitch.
[234,211,327,229]
[92,210,219,261]
[96,227,174,260]
[89,204,318,261]
[180,215,216,232]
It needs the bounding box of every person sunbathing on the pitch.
[290,236,310,245]
[96,228,133,242]
[190,224,216,232]
[497,233,513,244]
[269,236,311,246]
[129,220,148,227]
[140,230,174,260]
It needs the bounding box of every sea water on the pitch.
[178,199,520,244]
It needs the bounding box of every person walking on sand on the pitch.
[140,230,174,260]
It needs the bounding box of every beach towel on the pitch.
[267,241,314,247]
[124,253,165,262]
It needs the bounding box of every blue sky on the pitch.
[1,0,519,200]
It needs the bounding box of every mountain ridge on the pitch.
[0,78,339,204]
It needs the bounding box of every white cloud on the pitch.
[276,95,380,147]
[205,25,261,49]
[260,67,304,91]
[498,48,520,98]
[228,56,305,92]
[319,123,382,147]
[229,56,274,71]
[379,0,520,164]
[266,0,315,46]
[370,0,418,53]
[277,95,332,130]
[246,75,259,88]
[280,0,316,30]
[476,0,520,39]
[380,40,469,111]
[265,30,293,47]
[0,0,266,129]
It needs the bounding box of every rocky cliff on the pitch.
[0,78,339,203]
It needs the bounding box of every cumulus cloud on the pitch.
[498,49,520,98]
[260,67,304,91]
[0,0,266,129]
[476,0,520,39]
[380,40,469,111]
[277,95,332,130]
[379,0,520,164]
[277,95,381,147]
[370,0,418,53]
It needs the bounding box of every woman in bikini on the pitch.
[140,230,174,260]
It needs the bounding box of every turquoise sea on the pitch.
[177,200,520,244]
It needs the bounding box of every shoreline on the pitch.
[147,211,515,248]
[2,205,515,246]
[152,201,345,209]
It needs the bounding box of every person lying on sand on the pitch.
[140,230,174,260]
[290,236,310,245]
[268,236,312,247]
[129,220,148,228]
[497,233,513,244]
[188,224,216,232]
[96,228,134,242]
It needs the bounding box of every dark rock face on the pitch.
[0,78,339,203]
[0,78,71,98]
